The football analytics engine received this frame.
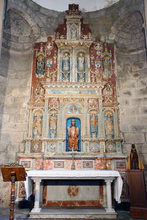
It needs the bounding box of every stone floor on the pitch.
[0,207,146,220]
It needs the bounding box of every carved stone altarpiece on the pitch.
[17,4,127,205]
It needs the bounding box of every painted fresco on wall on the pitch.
[66,118,81,152]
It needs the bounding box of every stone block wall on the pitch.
[0,0,147,206]
[0,48,33,206]
[117,55,147,165]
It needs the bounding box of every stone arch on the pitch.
[9,8,40,36]
[113,11,145,52]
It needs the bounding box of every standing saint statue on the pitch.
[36,54,45,77]
[49,112,57,138]
[90,114,98,138]
[126,144,144,169]
[62,52,70,82]
[68,119,79,151]
[33,114,42,138]
[104,113,114,139]
[70,27,77,40]
[77,52,85,82]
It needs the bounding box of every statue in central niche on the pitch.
[68,119,79,151]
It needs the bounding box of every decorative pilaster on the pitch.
[58,99,63,138]
[98,99,105,138]
[72,48,76,82]
[114,108,119,138]
[43,99,48,138]
[84,99,88,137]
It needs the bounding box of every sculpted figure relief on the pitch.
[49,112,57,138]
[103,55,112,79]
[70,27,77,40]
[104,113,114,139]
[62,52,70,82]
[33,114,42,138]
[90,114,98,138]
[77,52,85,82]
[68,119,79,151]
[36,54,45,77]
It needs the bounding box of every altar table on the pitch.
[25,170,123,214]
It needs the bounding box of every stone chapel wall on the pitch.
[0,0,146,206]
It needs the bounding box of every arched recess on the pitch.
[113,11,145,52]
[3,8,41,49]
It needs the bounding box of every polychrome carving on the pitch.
[104,111,114,139]
[25,4,122,157]
[66,118,81,152]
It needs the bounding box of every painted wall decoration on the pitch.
[31,140,42,153]
[102,83,113,105]
[89,143,100,153]
[47,143,56,153]
[48,98,60,111]
[66,104,82,114]
[106,142,116,153]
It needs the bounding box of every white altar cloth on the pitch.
[25,169,123,203]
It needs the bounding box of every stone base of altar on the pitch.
[29,208,117,219]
